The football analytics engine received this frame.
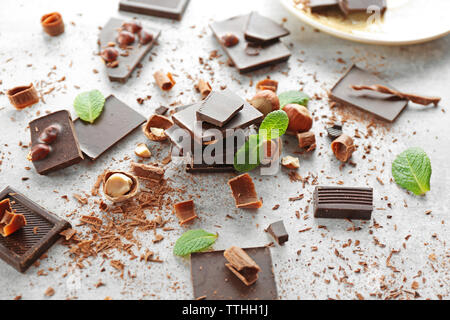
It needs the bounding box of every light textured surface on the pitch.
[0,0,448,300]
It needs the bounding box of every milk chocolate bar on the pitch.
[119,0,190,20]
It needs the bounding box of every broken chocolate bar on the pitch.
[130,162,164,181]
[338,0,387,16]
[224,246,261,286]
[173,200,198,225]
[244,11,289,44]
[313,186,373,220]
[196,90,244,128]
[0,186,71,272]
[326,123,343,140]
[228,173,262,209]
[119,0,190,20]
[265,221,288,245]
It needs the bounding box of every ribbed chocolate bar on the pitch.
[313,186,373,220]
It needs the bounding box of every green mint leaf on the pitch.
[259,110,289,141]
[73,90,105,123]
[173,229,218,256]
[278,90,309,108]
[234,134,262,172]
[392,147,431,195]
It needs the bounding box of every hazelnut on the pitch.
[122,21,142,34]
[138,30,153,45]
[100,47,119,62]
[221,33,239,47]
[28,144,50,161]
[249,90,280,117]
[104,173,133,198]
[143,114,174,142]
[39,124,60,144]
[281,156,300,169]
[117,31,135,47]
[282,104,313,133]
[134,143,151,158]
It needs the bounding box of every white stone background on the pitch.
[0,0,448,300]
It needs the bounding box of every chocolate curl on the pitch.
[173,200,198,225]
[154,70,175,91]
[197,79,212,99]
[0,199,27,237]
[256,78,278,93]
[224,246,261,286]
[41,12,65,36]
[297,132,316,149]
[351,84,441,106]
[331,134,355,162]
[7,83,39,110]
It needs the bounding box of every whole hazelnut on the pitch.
[39,124,60,144]
[28,144,50,161]
[221,33,239,47]
[122,21,142,34]
[117,31,135,47]
[282,104,313,133]
[138,30,153,45]
[249,90,280,117]
[101,47,119,62]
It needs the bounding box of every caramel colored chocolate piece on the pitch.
[227,173,262,209]
[0,199,26,237]
[130,162,164,181]
[154,70,176,91]
[143,114,174,141]
[331,134,355,162]
[256,78,278,92]
[173,200,198,225]
[197,79,212,99]
[41,12,65,36]
[7,84,39,110]
[224,246,261,286]
[297,132,316,148]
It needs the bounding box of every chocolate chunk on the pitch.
[228,173,262,209]
[265,221,289,245]
[308,0,340,12]
[330,64,408,122]
[339,0,387,16]
[210,14,291,73]
[119,0,190,20]
[0,186,71,272]
[196,90,244,127]
[154,106,168,115]
[297,132,316,149]
[326,123,343,140]
[130,162,164,181]
[173,200,198,225]
[99,18,160,83]
[244,11,289,43]
[73,95,146,160]
[313,186,373,220]
[191,246,278,300]
[29,110,83,175]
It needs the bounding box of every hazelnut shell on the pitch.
[102,171,139,203]
[143,114,174,141]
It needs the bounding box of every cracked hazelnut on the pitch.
[281,156,300,169]
[282,104,313,133]
[249,90,280,117]
[138,30,153,45]
[101,47,119,62]
[134,143,151,158]
[39,124,60,144]
[122,21,142,34]
[28,144,50,161]
[221,33,239,47]
[143,114,174,141]
[117,31,135,47]
[104,173,133,197]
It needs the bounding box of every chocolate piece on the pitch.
[130,162,164,181]
[29,110,83,175]
[326,123,343,140]
[265,221,288,245]
[331,134,355,162]
[224,246,261,286]
[330,65,408,122]
[74,95,146,160]
[210,14,291,73]
[338,0,387,16]
[119,0,190,20]
[313,186,373,220]
[191,246,277,300]
[244,12,289,44]
[173,200,197,225]
[228,173,262,209]
[99,18,160,83]
[186,160,235,173]
[172,94,263,143]
[154,106,168,115]
[196,90,244,128]
[297,132,316,148]
[308,0,340,12]
[0,186,71,272]
[41,12,64,36]
[143,114,174,141]
[7,84,39,110]
[154,70,175,91]
[0,199,26,237]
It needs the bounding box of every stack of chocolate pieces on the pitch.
[169,89,263,173]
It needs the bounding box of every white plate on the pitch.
[280,0,450,45]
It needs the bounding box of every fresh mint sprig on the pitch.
[73,90,105,123]
[278,90,309,108]
[173,229,218,256]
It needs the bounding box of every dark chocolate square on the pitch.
[330,65,408,122]
[266,221,289,245]
[0,186,71,273]
[244,11,290,43]
[191,246,278,300]
[29,110,83,175]
[196,91,244,127]
[119,0,189,20]
[73,95,146,160]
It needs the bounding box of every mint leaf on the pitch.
[234,134,262,172]
[392,147,431,195]
[73,90,105,123]
[173,229,218,256]
[259,110,289,141]
[278,90,309,108]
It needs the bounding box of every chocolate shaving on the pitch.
[331,134,355,162]
[224,246,261,286]
[197,79,212,99]
[153,70,175,91]
[173,200,198,225]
